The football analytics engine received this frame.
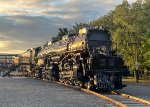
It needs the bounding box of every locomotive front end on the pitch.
[91,55,129,90]
[80,27,129,90]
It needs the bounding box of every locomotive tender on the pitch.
[20,27,129,90]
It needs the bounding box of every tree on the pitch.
[57,28,69,38]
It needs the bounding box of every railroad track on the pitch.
[42,79,150,107]
[106,91,150,107]
[81,89,150,107]
[109,91,150,107]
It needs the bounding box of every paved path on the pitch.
[0,77,114,107]
[120,82,150,101]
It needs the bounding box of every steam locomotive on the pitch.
[18,27,129,90]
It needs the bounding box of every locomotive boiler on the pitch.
[34,27,129,90]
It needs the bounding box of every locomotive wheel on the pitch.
[87,82,95,91]
[42,74,45,80]
[87,82,92,90]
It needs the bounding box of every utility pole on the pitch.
[128,37,139,83]
[30,48,33,72]
[134,42,139,83]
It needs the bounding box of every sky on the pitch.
[0,0,137,54]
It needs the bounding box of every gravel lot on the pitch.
[0,77,115,107]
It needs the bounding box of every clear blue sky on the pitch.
[0,0,136,54]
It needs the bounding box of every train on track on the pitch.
[16,27,129,91]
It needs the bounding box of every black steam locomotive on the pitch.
[19,27,129,90]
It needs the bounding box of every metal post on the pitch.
[30,50,33,71]
[135,43,139,83]
[4,56,7,72]
[135,63,139,83]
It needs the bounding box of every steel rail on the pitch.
[111,91,150,106]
